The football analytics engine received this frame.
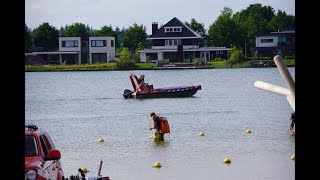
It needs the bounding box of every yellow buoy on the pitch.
[81,168,88,174]
[223,158,231,163]
[199,131,205,136]
[98,138,104,142]
[153,162,161,167]
[290,154,295,160]
[246,130,251,134]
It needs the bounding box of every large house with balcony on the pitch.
[139,17,229,63]
[25,36,116,65]
[251,29,295,57]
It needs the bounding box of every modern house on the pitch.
[25,36,116,65]
[59,37,82,64]
[89,37,115,64]
[252,29,295,57]
[139,17,229,63]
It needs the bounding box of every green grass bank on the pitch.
[25,60,295,72]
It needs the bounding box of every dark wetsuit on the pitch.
[153,116,162,130]
[290,113,295,129]
[152,116,164,141]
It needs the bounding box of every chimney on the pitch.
[152,22,158,35]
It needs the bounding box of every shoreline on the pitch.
[25,60,295,72]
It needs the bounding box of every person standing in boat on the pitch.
[137,74,146,90]
[137,74,149,91]
[149,112,164,141]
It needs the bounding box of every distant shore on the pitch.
[25,59,295,72]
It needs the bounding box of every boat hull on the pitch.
[123,85,201,99]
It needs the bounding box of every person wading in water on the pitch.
[289,112,295,135]
[149,112,164,141]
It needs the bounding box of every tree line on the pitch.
[25,3,294,57]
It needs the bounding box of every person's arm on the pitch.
[149,118,154,130]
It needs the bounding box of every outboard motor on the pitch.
[123,89,133,99]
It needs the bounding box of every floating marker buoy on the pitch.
[98,138,104,142]
[153,162,161,167]
[290,154,295,160]
[199,131,205,136]
[223,158,231,163]
[81,167,88,174]
[246,130,251,134]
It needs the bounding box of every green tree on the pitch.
[227,46,245,67]
[33,22,59,51]
[233,3,275,48]
[208,7,244,48]
[59,25,69,37]
[64,23,90,39]
[116,47,135,69]
[25,23,32,52]
[185,18,207,46]
[122,23,147,52]
[185,18,207,37]
[96,25,118,48]
[268,10,295,31]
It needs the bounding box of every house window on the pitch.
[260,39,273,43]
[111,40,114,47]
[216,51,219,55]
[62,40,78,47]
[165,27,182,32]
[92,53,107,63]
[220,51,223,54]
[165,39,181,46]
[91,40,107,47]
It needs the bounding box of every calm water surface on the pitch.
[25,68,295,180]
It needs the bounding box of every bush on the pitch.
[251,56,272,60]
[285,56,295,60]
[227,46,244,67]
[214,57,225,61]
[115,47,136,69]
[115,59,135,69]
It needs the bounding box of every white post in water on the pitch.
[273,55,295,98]
[254,55,295,111]
[254,81,295,112]
[254,55,295,134]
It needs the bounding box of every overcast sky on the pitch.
[25,0,295,34]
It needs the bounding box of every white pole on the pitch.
[273,55,295,98]
[254,80,295,111]
[254,81,291,96]
[287,95,295,111]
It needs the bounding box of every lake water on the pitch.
[25,68,295,180]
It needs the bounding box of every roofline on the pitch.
[148,17,203,39]
[175,17,202,38]
[25,51,80,56]
[147,37,202,40]
[139,47,229,53]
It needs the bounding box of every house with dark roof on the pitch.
[251,29,295,57]
[139,17,229,63]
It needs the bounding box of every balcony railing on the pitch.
[151,45,199,50]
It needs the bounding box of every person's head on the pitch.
[150,112,156,117]
[141,74,145,79]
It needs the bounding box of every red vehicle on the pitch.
[25,124,65,180]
